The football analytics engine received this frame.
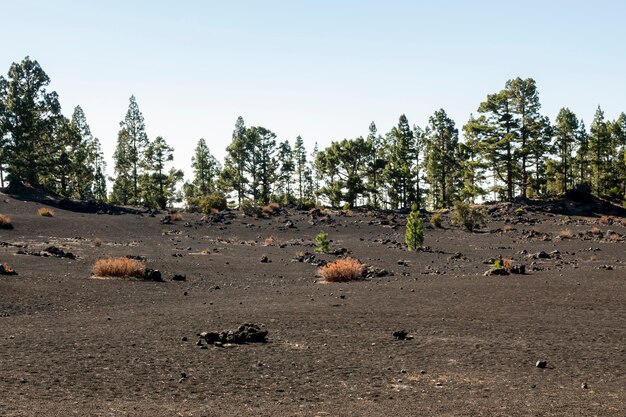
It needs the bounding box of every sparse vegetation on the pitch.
[559,229,573,239]
[0,214,12,229]
[93,257,146,278]
[38,207,54,217]
[405,204,424,251]
[262,203,281,215]
[451,201,486,232]
[198,193,227,213]
[0,262,16,275]
[264,236,276,246]
[598,215,612,225]
[315,230,330,253]
[241,200,262,217]
[590,226,602,235]
[430,213,443,228]
[503,224,514,232]
[319,258,365,282]
[170,212,183,221]
[92,238,102,247]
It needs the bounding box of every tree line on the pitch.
[1,57,625,210]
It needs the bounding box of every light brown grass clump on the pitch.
[38,207,54,217]
[0,214,11,228]
[590,226,602,235]
[319,258,365,283]
[171,212,183,221]
[93,257,145,278]
[598,215,611,225]
[264,236,276,246]
[558,229,572,239]
[262,203,281,215]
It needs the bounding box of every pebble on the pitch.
[536,360,547,368]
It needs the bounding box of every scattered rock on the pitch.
[160,215,172,225]
[260,255,270,263]
[484,268,510,276]
[144,268,162,281]
[172,274,186,281]
[200,323,268,345]
[581,382,588,389]
[536,360,547,369]
[392,330,413,340]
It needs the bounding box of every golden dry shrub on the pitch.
[0,214,12,228]
[558,229,572,239]
[262,203,281,215]
[93,257,145,278]
[38,207,54,217]
[170,212,183,221]
[319,258,365,283]
[590,226,602,235]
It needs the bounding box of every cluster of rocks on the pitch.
[17,245,76,260]
[196,323,268,347]
[392,330,414,341]
[293,251,327,267]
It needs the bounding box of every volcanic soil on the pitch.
[0,193,625,416]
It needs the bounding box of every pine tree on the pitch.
[191,138,220,195]
[293,135,308,205]
[459,115,487,202]
[365,122,386,208]
[222,116,249,205]
[112,95,148,204]
[589,106,611,195]
[553,108,579,194]
[385,114,417,209]
[424,109,461,209]
[277,139,294,203]
[405,203,424,251]
[574,120,590,188]
[140,136,183,209]
[0,57,62,187]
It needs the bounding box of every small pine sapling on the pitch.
[315,230,330,253]
[405,204,424,251]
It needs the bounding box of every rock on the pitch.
[285,220,295,228]
[392,330,413,340]
[144,268,162,281]
[510,265,526,274]
[536,251,551,259]
[581,382,588,389]
[536,360,547,368]
[200,323,268,345]
[260,255,270,263]
[484,268,510,276]
[172,274,186,281]
[160,215,172,225]
[43,246,76,259]
[397,260,409,266]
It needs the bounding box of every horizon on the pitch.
[2,1,626,182]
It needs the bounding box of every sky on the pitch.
[1,0,625,182]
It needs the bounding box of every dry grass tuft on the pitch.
[92,238,102,247]
[598,215,611,225]
[590,226,602,235]
[0,214,12,228]
[319,258,365,283]
[93,257,145,278]
[262,203,281,215]
[503,224,514,232]
[608,232,622,241]
[171,212,183,221]
[264,236,276,246]
[589,255,598,262]
[502,258,513,272]
[558,229,572,239]
[38,207,54,217]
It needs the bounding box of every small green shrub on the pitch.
[315,230,330,253]
[199,193,227,213]
[342,203,351,211]
[431,213,443,228]
[241,200,262,217]
[405,204,424,251]
[451,201,486,232]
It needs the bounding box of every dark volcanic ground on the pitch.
[0,194,625,416]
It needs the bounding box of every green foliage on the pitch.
[314,230,330,253]
[191,138,221,196]
[424,109,461,209]
[198,193,227,213]
[430,213,443,227]
[342,202,351,211]
[112,95,148,205]
[240,199,262,217]
[451,201,486,232]
[405,204,424,251]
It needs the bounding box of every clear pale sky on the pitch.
[2,1,625,181]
